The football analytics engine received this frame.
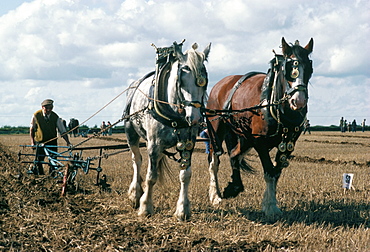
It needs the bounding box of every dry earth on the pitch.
[0,132,369,251]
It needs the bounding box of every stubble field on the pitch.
[0,131,369,251]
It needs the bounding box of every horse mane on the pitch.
[183,47,209,105]
[183,48,208,80]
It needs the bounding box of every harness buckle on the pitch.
[207,109,217,116]
[191,102,202,108]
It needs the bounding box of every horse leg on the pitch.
[223,155,244,198]
[223,136,250,198]
[208,153,222,205]
[256,147,282,218]
[127,142,143,209]
[126,126,143,209]
[138,146,159,217]
[175,166,192,221]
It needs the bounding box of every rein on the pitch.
[205,52,310,159]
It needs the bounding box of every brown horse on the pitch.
[206,37,313,218]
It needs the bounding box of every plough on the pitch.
[18,142,146,196]
[18,139,208,196]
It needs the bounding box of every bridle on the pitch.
[281,57,312,100]
[152,59,208,129]
[175,64,208,113]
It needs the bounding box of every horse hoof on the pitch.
[210,196,222,206]
[131,201,140,209]
[174,212,191,222]
[222,182,244,198]
[138,209,153,218]
[263,205,283,220]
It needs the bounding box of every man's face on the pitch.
[42,105,53,115]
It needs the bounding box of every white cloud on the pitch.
[0,0,369,127]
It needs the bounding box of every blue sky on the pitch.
[0,0,369,127]
[0,0,32,16]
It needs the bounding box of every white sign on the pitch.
[342,173,354,189]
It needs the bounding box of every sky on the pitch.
[0,0,369,127]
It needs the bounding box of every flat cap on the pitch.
[41,99,54,106]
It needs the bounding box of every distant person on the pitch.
[68,118,80,137]
[343,120,347,132]
[200,129,210,154]
[361,119,366,132]
[303,120,311,134]
[107,121,112,136]
[352,119,357,132]
[30,99,71,175]
[101,121,107,136]
[348,122,351,132]
[340,117,345,132]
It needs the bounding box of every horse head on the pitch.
[171,41,211,126]
[281,37,313,111]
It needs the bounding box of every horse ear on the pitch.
[281,37,292,56]
[203,43,211,61]
[173,41,185,62]
[304,38,314,54]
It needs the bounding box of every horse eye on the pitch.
[196,76,207,87]
[293,61,299,66]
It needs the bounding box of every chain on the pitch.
[203,96,287,119]
[88,148,131,161]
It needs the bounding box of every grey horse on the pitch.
[124,41,211,221]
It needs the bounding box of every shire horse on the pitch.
[124,41,211,221]
[206,37,313,218]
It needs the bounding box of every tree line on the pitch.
[0,125,126,135]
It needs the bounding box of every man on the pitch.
[101,121,107,136]
[361,119,366,132]
[30,99,71,175]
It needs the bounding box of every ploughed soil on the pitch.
[1,132,369,251]
[0,142,278,251]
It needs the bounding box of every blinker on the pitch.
[291,68,299,79]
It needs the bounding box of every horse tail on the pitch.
[239,158,255,173]
[157,155,175,184]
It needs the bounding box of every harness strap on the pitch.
[223,72,264,110]
[123,71,155,120]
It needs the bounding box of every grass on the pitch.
[0,132,369,251]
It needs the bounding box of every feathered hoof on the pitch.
[128,185,143,209]
[210,195,222,206]
[223,182,244,199]
[138,208,153,218]
[128,195,140,209]
[262,205,283,221]
[174,211,191,222]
